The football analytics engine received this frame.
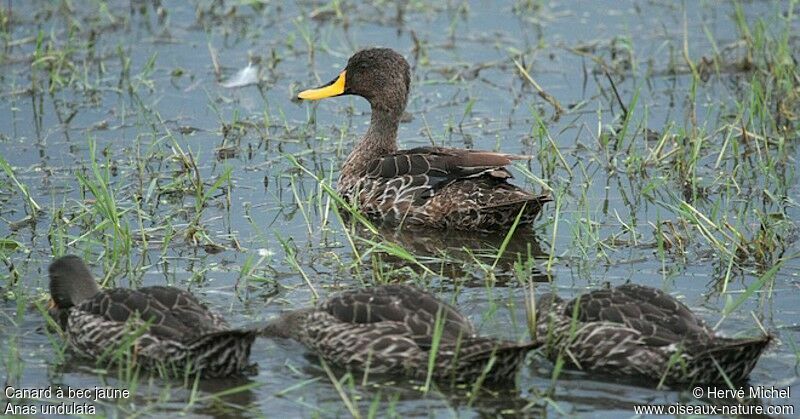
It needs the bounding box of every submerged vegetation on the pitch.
[0,0,798,417]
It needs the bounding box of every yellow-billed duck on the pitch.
[535,283,772,385]
[48,255,256,377]
[298,48,551,232]
[261,284,536,384]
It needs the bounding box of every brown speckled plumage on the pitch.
[535,284,772,385]
[262,285,535,383]
[48,255,255,378]
[299,48,551,232]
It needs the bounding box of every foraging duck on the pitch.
[535,283,772,385]
[298,48,551,232]
[261,284,536,383]
[47,255,256,378]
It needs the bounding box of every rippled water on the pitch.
[1,1,798,417]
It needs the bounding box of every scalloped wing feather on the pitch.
[76,287,225,342]
[564,285,713,346]
[320,284,476,341]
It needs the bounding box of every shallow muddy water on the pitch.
[1,1,798,417]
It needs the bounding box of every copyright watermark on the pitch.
[694,385,791,400]
[633,385,795,416]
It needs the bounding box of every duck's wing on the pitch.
[139,286,230,331]
[321,284,476,342]
[563,285,711,346]
[75,288,210,342]
[301,310,426,375]
[614,284,713,335]
[366,147,528,190]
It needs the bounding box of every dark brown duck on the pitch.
[261,284,536,384]
[298,48,551,232]
[535,283,772,386]
[48,255,256,378]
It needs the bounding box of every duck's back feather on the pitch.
[76,287,226,342]
[321,284,476,341]
[562,284,714,347]
[367,147,526,181]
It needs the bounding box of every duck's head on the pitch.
[298,48,410,115]
[48,255,100,311]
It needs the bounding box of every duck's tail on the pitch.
[433,339,539,384]
[686,335,773,383]
[472,187,552,230]
[184,329,257,378]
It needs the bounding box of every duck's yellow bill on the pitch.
[47,298,56,310]
[298,71,346,100]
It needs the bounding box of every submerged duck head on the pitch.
[298,48,410,115]
[49,255,100,311]
[535,293,564,311]
[259,308,314,340]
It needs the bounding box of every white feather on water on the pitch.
[221,63,259,88]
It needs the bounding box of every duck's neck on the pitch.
[340,108,400,182]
